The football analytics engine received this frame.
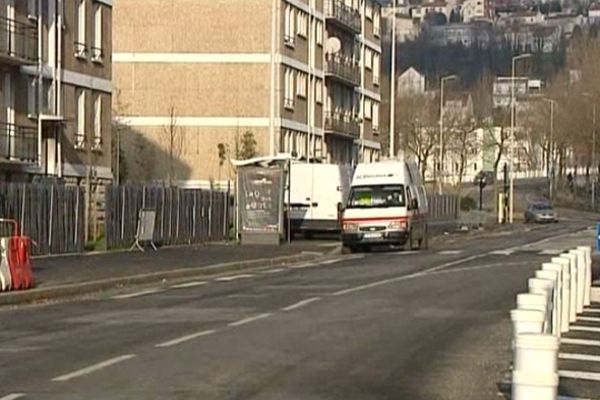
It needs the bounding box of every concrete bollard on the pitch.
[537,269,560,337]
[570,249,586,314]
[511,309,546,349]
[517,293,549,333]
[528,278,554,334]
[512,333,560,400]
[561,253,578,322]
[552,257,572,333]
[577,245,592,307]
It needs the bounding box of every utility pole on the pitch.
[509,53,532,224]
[542,98,555,201]
[583,93,596,210]
[438,74,457,195]
[389,0,397,158]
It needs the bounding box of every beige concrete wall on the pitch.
[114,0,271,53]
[123,125,270,182]
[63,0,112,81]
[114,63,271,117]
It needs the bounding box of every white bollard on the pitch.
[517,293,549,333]
[570,249,586,314]
[529,278,554,334]
[541,263,563,335]
[537,269,560,337]
[552,256,572,333]
[577,245,592,306]
[562,253,578,322]
[512,333,560,400]
[511,309,546,348]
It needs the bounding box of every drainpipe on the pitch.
[57,0,63,177]
[36,0,42,171]
[269,0,277,156]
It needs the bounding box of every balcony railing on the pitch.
[324,111,360,138]
[0,123,38,163]
[325,0,361,33]
[0,17,37,64]
[325,54,360,86]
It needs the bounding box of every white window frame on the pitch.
[284,5,296,47]
[75,89,86,149]
[93,94,102,150]
[315,79,323,104]
[373,53,380,85]
[297,11,308,38]
[75,0,87,58]
[27,77,36,118]
[296,72,307,98]
[364,98,372,120]
[92,3,103,63]
[373,9,380,37]
[372,102,379,131]
[365,48,373,70]
[284,68,295,109]
[315,21,323,46]
[365,0,373,20]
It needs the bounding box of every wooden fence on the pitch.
[0,183,85,255]
[105,185,231,249]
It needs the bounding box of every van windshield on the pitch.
[347,185,406,208]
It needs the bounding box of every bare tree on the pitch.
[162,105,183,187]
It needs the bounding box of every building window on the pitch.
[315,21,323,46]
[372,102,379,131]
[373,53,380,85]
[27,78,36,117]
[315,79,323,104]
[92,4,103,63]
[27,0,36,19]
[297,11,308,38]
[75,89,85,149]
[75,0,87,58]
[365,0,373,20]
[373,9,380,37]
[284,5,296,47]
[296,72,307,98]
[93,95,102,150]
[364,99,372,120]
[284,68,295,109]
[365,48,373,70]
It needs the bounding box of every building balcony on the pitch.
[325,0,361,33]
[0,123,38,163]
[0,17,37,65]
[324,111,360,139]
[325,55,360,87]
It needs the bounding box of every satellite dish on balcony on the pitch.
[325,37,342,54]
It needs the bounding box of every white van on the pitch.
[289,163,353,236]
[341,159,428,252]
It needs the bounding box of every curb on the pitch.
[0,250,336,307]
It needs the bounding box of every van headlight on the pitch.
[343,222,359,232]
[388,220,407,230]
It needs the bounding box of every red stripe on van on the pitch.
[342,216,408,222]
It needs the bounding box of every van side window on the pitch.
[406,187,412,208]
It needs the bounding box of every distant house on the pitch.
[397,67,426,96]
[499,10,545,25]
[493,77,544,108]
[410,0,452,21]
[461,0,494,22]
[589,3,600,23]
[428,21,493,47]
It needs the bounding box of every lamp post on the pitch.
[509,53,532,224]
[583,93,597,210]
[389,0,397,158]
[541,98,555,201]
[438,74,457,195]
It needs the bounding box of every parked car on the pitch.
[473,170,495,186]
[524,203,558,223]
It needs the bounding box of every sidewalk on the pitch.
[0,240,336,306]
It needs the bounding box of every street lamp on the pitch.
[438,74,457,195]
[541,98,555,201]
[389,0,397,158]
[509,53,532,224]
[583,92,597,210]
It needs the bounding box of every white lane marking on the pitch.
[333,271,426,296]
[155,329,216,348]
[281,297,321,311]
[438,250,463,255]
[170,281,207,289]
[262,268,285,274]
[228,313,272,327]
[559,370,600,381]
[571,326,600,333]
[561,338,600,347]
[578,316,600,322]
[320,258,342,265]
[291,263,316,269]
[0,394,26,400]
[584,307,600,313]
[560,353,600,362]
[559,396,593,400]
[112,289,164,299]
[489,249,514,256]
[52,354,136,382]
[539,249,563,255]
[215,274,255,282]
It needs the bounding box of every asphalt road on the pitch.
[0,218,593,400]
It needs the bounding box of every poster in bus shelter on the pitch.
[238,166,284,234]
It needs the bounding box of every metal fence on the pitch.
[0,183,85,255]
[105,185,231,249]
[427,194,460,221]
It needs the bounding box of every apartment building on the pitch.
[113,0,383,187]
[0,0,112,183]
